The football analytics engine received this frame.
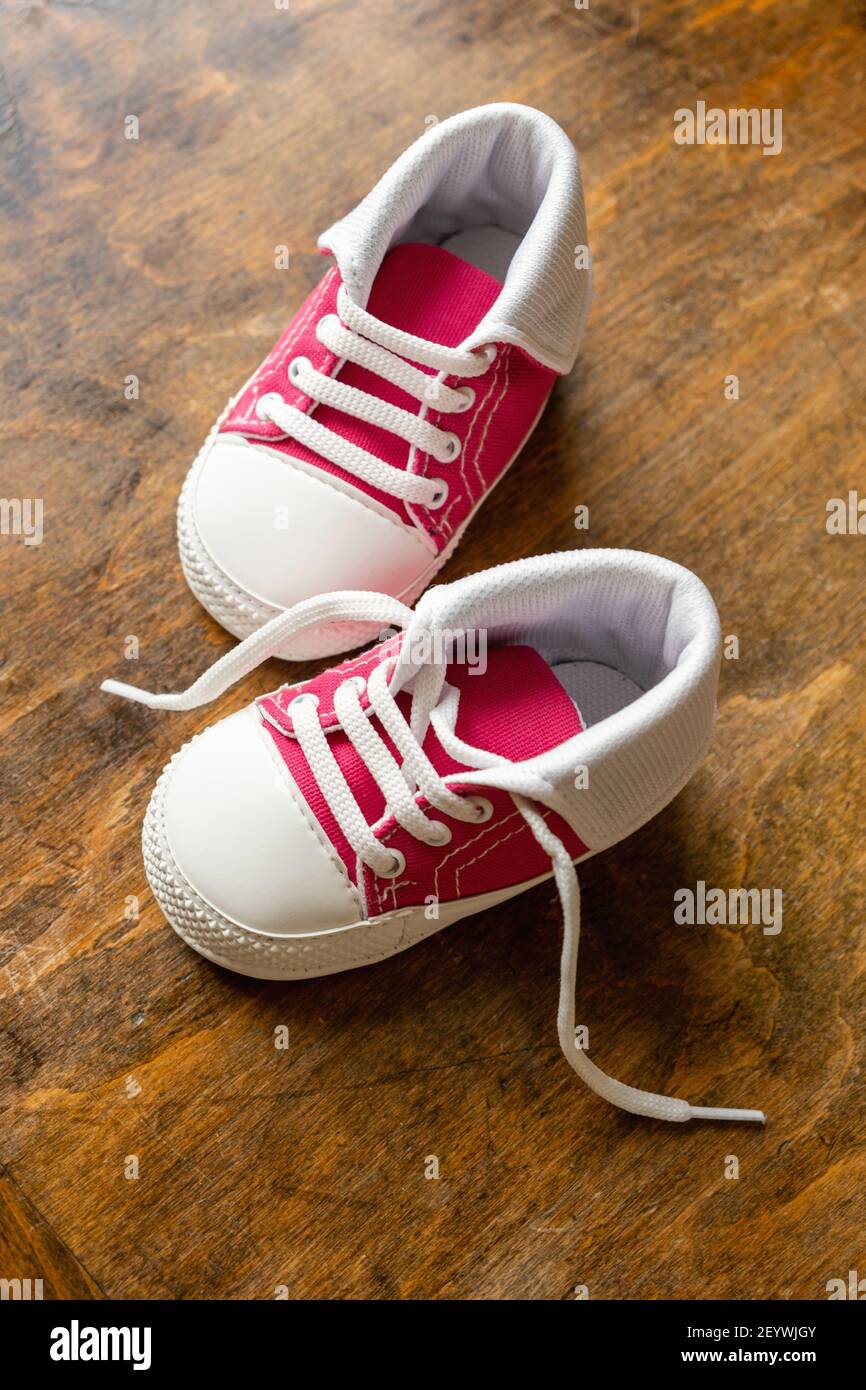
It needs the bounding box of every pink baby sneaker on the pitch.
[106,550,764,1126]
[178,103,590,659]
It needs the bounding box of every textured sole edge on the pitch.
[145,742,448,979]
[142,738,568,981]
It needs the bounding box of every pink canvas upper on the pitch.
[220,243,557,549]
[258,638,588,914]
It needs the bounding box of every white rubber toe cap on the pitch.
[192,435,433,612]
[162,706,361,937]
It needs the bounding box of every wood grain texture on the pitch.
[1,0,864,1301]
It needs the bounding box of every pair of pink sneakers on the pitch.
[105,105,764,1126]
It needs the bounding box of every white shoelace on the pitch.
[254,285,493,509]
[102,593,766,1126]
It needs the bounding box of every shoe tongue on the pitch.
[424,643,584,773]
[366,241,502,347]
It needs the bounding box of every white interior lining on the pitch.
[404,550,721,854]
[405,551,722,719]
[318,103,590,374]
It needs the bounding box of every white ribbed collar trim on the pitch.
[318,103,591,375]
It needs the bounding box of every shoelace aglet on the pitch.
[100,678,177,709]
[687,1105,766,1124]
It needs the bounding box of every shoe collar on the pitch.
[318,102,590,375]
[400,548,722,853]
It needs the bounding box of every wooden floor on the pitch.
[1,0,864,1301]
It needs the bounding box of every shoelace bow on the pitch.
[102,592,766,1126]
[254,285,494,510]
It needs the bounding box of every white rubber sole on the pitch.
[143,737,558,981]
[177,394,550,661]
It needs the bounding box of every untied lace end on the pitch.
[517,796,767,1127]
[100,679,186,710]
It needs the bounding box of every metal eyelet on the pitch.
[377,848,406,879]
[468,796,494,823]
[255,391,282,422]
[428,479,449,509]
[452,386,475,412]
[477,344,497,367]
[439,432,461,462]
[288,691,320,715]
[288,355,311,386]
[345,675,366,694]
[315,314,341,343]
[427,821,453,847]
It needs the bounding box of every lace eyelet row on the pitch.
[374,797,494,878]
[420,350,496,508]
[289,678,494,880]
[257,324,494,513]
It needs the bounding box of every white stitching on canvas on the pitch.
[373,803,525,916]
[469,349,510,495]
[439,351,508,531]
[453,807,551,897]
[458,353,502,504]
[233,269,338,428]
[411,357,499,544]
